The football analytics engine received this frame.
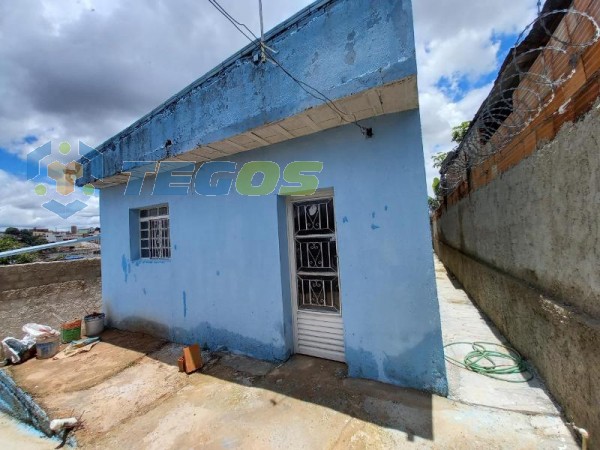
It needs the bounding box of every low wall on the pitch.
[434,240,600,440]
[0,259,102,341]
[433,104,600,442]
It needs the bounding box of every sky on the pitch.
[0,0,538,230]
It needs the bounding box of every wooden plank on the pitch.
[302,114,322,132]
[247,132,270,146]
[366,89,384,115]
[270,123,295,140]
[225,139,247,151]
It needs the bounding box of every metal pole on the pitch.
[0,235,101,258]
[258,0,265,62]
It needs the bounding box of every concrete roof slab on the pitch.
[78,0,418,187]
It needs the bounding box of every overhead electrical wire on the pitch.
[207,0,259,42]
[206,0,373,137]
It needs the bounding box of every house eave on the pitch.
[77,0,418,187]
[85,76,418,189]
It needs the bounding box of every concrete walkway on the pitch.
[1,257,578,449]
[436,256,567,414]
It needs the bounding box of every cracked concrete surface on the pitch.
[3,259,578,449]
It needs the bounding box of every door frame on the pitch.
[285,187,343,355]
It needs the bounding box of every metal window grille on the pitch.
[293,198,341,312]
[139,205,171,259]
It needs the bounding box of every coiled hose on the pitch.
[444,341,533,382]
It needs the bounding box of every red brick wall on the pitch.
[436,1,600,216]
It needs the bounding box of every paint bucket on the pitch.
[84,313,105,337]
[36,335,60,359]
[61,320,82,343]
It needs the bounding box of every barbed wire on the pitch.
[439,8,600,195]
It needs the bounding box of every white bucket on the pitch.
[36,335,60,359]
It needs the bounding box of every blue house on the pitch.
[78,0,447,394]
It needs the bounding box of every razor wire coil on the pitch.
[440,8,600,195]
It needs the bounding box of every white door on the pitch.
[287,191,345,362]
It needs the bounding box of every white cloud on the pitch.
[0,0,539,225]
[0,0,314,160]
[0,0,313,228]
[417,29,500,88]
[413,0,538,194]
[0,169,99,230]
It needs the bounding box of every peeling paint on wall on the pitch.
[92,0,446,394]
[100,112,447,393]
[121,255,130,283]
[78,0,417,185]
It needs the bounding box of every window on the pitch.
[139,205,171,259]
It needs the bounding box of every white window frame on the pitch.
[139,204,171,259]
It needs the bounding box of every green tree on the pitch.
[451,121,470,144]
[0,236,36,265]
[428,177,442,211]
[431,122,470,172]
[431,152,448,169]
[428,121,470,212]
[4,227,20,236]
[432,177,441,197]
[428,196,439,211]
[18,229,47,246]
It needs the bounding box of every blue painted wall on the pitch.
[99,111,448,395]
[78,0,417,185]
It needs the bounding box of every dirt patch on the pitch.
[7,329,165,396]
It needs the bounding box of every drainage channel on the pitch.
[0,369,75,447]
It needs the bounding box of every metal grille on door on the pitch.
[291,196,345,362]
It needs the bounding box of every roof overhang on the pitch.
[77,0,418,188]
[89,77,417,188]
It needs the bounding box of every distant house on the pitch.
[44,232,57,243]
[32,228,49,237]
[78,0,447,393]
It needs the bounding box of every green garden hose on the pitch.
[444,341,533,382]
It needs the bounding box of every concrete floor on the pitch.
[435,257,565,415]
[2,257,578,449]
[0,412,56,450]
